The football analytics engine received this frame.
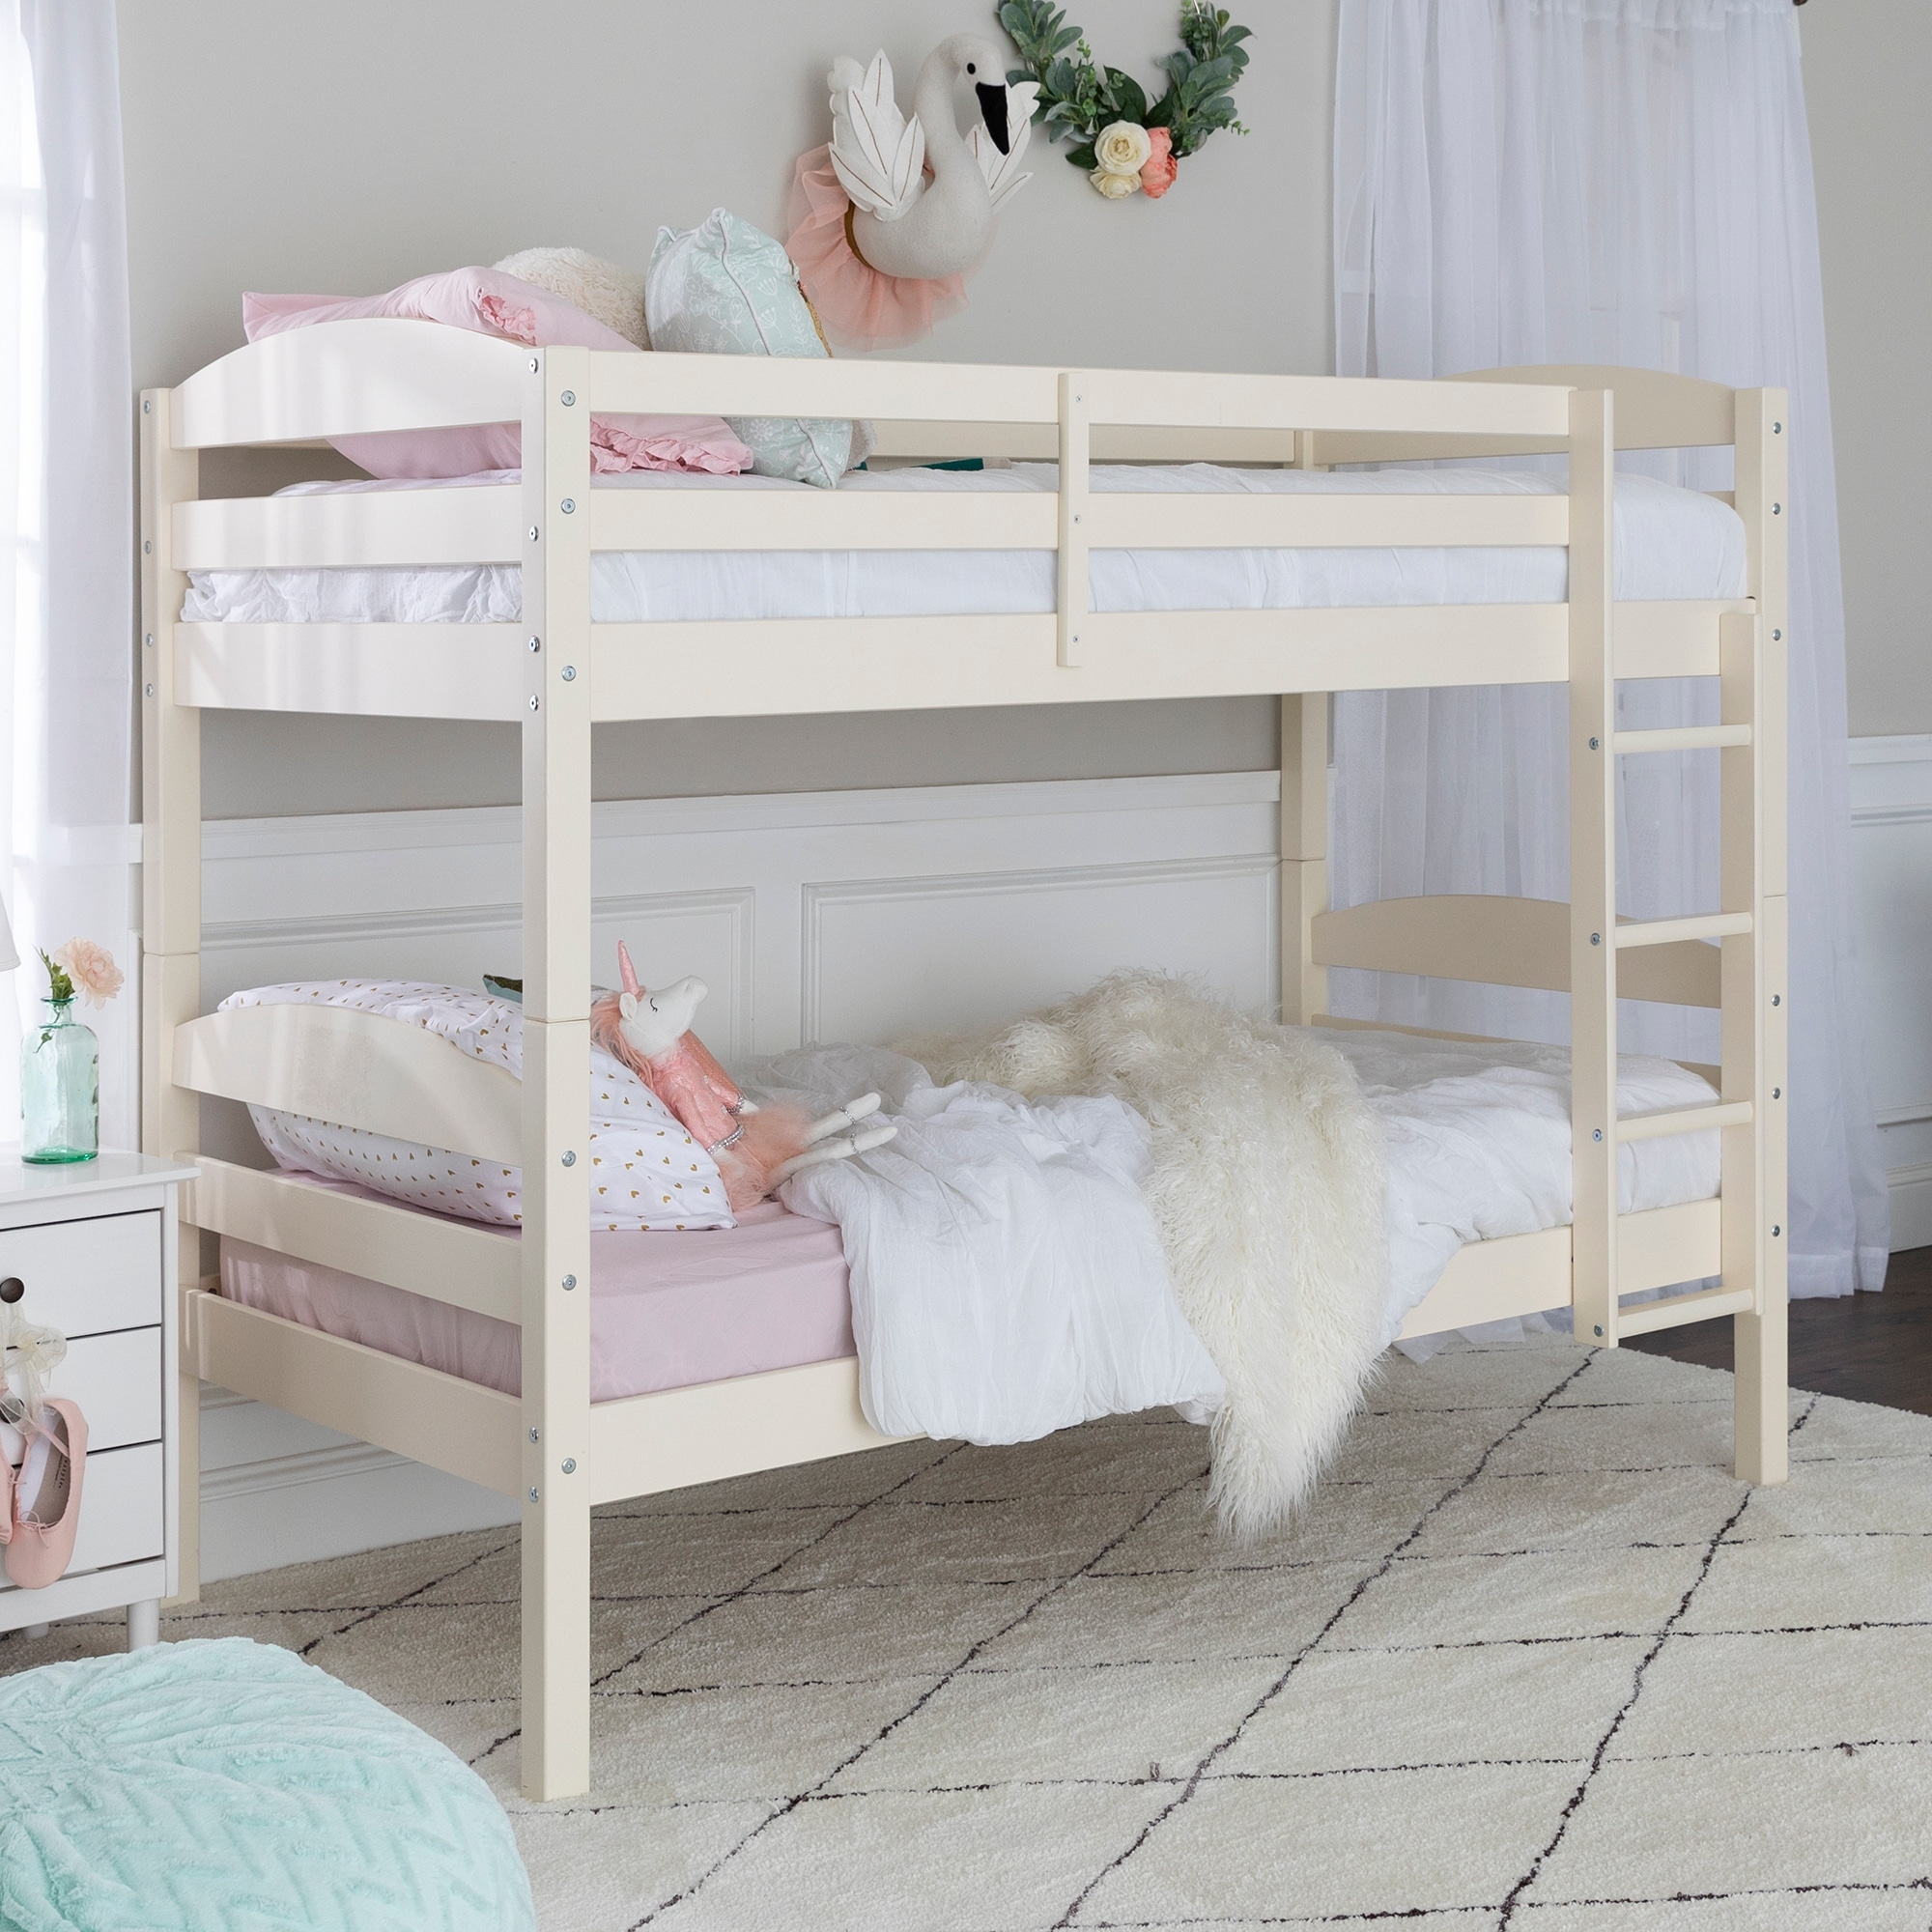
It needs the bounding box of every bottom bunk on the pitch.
[180,1010,1738,1511]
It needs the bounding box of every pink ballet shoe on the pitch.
[6,1397,87,1589]
[0,1390,27,1547]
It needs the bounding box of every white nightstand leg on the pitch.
[22,1622,49,1640]
[127,1600,160,1650]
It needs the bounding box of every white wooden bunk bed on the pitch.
[138,323,1788,1801]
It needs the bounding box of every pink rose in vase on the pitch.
[1140,128,1179,199]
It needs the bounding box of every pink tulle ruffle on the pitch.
[785,147,970,353]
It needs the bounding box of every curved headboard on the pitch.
[175,1003,524,1167]
[1452,364,1737,450]
[170,317,528,451]
[1302,362,1740,467]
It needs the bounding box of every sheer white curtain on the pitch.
[1331,0,1888,1296]
[1,0,137,1148]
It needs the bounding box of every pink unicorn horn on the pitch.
[617,940,642,998]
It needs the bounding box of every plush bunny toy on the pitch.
[589,942,895,1212]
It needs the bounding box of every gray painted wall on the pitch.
[1801,2,1932,740]
[116,0,1921,816]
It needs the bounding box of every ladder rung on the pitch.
[1611,724,1752,754]
[1614,912,1752,949]
[1617,1283,1755,1337]
[1616,1099,1754,1144]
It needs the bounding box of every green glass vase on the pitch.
[20,999,99,1164]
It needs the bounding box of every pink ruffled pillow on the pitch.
[243,267,752,480]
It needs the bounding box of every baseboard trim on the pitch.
[1888,1161,1932,1254]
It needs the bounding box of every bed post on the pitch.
[139,388,204,1603]
[520,345,595,1800]
[1280,694,1328,1024]
[1569,389,1619,1351]
[1729,389,1789,1484]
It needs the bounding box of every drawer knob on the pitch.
[0,1277,21,1304]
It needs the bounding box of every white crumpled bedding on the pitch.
[748,1043,1225,1446]
[1318,1027,1722,1338]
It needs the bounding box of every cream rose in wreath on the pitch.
[1002,1,1251,202]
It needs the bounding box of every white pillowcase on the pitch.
[221,980,732,1234]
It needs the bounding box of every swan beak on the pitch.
[976,81,1011,156]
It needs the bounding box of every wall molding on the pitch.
[1847,735,1932,1250]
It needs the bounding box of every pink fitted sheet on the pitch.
[218,1173,855,1402]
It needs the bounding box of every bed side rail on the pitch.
[162,317,1572,461]
[1302,364,1738,466]
[174,1003,523,1166]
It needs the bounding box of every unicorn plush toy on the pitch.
[590,942,895,1212]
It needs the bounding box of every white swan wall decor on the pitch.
[785,34,1037,352]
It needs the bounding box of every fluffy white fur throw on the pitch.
[493,246,649,349]
[899,974,1388,1539]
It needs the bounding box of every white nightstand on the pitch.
[0,1150,196,1650]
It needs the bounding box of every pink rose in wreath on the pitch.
[1140,128,1178,199]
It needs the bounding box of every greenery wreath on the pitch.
[997,1,1253,200]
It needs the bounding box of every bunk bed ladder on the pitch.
[1569,387,1789,1485]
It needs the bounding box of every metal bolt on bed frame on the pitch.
[529,1426,539,1442]
[562,1274,577,1291]
[560,390,576,406]
[562,1459,577,1475]
[528,1487,539,1503]
[561,1151,577,1166]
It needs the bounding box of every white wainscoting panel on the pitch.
[191,770,1279,1577]
[1849,735,1932,1251]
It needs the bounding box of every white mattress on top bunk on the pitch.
[221,1024,1722,1412]
[180,463,1748,627]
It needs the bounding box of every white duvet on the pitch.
[751,1043,1224,1446]
[1320,1029,1721,1338]
[735,1027,1718,1447]
[180,462,1747,627]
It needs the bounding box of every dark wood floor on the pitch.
[1626,1244,1932,1416]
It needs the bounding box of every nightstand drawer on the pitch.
[0,1440,162,1596]
[0,1328,162,1466]
[0,1210,161,1338]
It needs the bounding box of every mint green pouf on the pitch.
[0,1638,535,1932]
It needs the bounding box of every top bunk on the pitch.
[140,321,1767,726]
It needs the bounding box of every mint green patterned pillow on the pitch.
[0,1638,536,1932]
[646,210,855,489]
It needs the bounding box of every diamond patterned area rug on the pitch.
[6,1336,1930,1930]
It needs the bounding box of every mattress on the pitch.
[219,1027,1721,1402]
[180,462,1748,627]
[220,1177,852,1403]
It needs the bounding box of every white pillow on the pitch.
[646,210,865,488]
[220,980,732,1234]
